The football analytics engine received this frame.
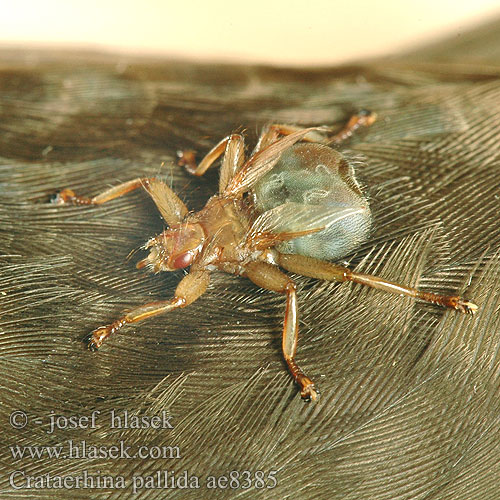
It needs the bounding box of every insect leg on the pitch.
[245,261,319,401]
[53,177,188,226]
[53,178,149,206]
[178,134,245,179]
[327,109,377,145]
[277,253,478,314]
[254,125,327,152]
[254,110,377,152]
[86,269,210,350]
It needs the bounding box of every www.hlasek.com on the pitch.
[10,439,181,460]
[9,470,279,492]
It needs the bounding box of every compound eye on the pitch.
[171,252,193,269]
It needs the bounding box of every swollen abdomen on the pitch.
[253,143,372,260]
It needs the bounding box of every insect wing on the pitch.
[248,202,365,239]
[219,135,245,193]
[223,127,323,197]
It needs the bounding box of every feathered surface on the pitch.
[2,19,500,499]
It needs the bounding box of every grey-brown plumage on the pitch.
[1,18,500,499]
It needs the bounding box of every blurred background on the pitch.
[1,0,500,65]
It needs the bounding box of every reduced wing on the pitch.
[223,127,323,197]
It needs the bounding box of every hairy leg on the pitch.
[178,133,246,193]
[254,110,377,152]
[53,178,149,206]
[277,253,478,314]
[87,269,210,349]
[53,177,188,226]
[245,261,319,401]
[328,109,377,144]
